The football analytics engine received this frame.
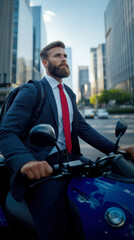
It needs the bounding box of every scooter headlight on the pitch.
[105,207,126,228]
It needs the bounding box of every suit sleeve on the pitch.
[67,88,115,155]
[0,83,38,174]
[77,111,115,155]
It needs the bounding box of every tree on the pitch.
[89,89,132,107]
[109,89,131,105]
[98,90,110,106]
[90,95,97,106]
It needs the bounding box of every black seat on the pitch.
[5,191,35,229]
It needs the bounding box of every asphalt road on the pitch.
[79,114,134,161]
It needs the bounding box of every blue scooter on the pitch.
[0,119,134,239]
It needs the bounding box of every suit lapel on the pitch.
[41,78,78,140]
[64,84,77,115]
[41,77,59,128]
[64,84,78,133]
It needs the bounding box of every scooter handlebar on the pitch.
[19,160,87,187]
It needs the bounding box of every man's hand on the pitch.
[20,161,53,180]
[119,146,134,158]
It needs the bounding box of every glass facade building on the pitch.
[15,0,33,85]
[97,44,106,93]
[105,0,134,97]
[0,0,33,87]
[0,0,14,103]
[78,66,90,101]
[0,0,47,104]
[31,6,46,80]
[90,48,98,96]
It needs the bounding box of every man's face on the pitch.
[45,47,70,78]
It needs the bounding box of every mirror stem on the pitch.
[114,132,122,153]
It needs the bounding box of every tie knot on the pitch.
[58,84,63,90]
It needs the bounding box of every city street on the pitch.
[79,114,134,161]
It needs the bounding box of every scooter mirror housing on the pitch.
[114,120,127,153]
[29,124,56,147]
[115,120,127,138]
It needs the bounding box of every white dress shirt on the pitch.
[45,74,73,154]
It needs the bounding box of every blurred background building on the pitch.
[78,66,90,103]
[105,0,134,98]
[31,5,46,80]
[89,44,106,97]
[0,0,14,103]
[97,44,106,94]
[90,48,98,96]
[0,0,134,106]
[0,0,46,104]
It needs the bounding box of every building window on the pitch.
[3,73,7,83]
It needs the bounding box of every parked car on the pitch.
[97,109,109,119]
[83,109,94,119]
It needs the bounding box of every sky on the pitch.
[30,0,110,94]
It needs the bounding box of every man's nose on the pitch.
[61,55,67,61]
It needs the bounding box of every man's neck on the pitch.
[47,73,62,84]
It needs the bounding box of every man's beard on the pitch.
[48,62,70,78]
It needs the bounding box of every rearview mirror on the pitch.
[29,124,56,147]
[114,120,127,153]
[115,120,127,138]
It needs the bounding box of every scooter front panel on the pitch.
[67,176,134,240]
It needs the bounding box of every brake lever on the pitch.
[19,164,71,188]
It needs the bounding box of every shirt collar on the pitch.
[45,74,64,89]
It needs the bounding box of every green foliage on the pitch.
[109,89,131,105]
[107,107,134,114]
[98,90,110,104]
[92,89,132,106]
[90,95,97,105]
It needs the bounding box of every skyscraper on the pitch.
[90,48,98,96]
[78,66,90,102]
[0,0,14,103]
[31,6,46,80]
[0,0,33,104]
[97,44,106,93]
[0,0,47,104]
[14,0,33,85]
[105,0,134,98]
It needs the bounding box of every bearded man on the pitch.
[0,41,134,240]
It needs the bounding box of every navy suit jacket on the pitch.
[0,77,115,199]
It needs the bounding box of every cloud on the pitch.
[43,10,56,22]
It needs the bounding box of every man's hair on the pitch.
[40,41,65,60]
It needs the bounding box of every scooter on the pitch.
[0,120,134,239]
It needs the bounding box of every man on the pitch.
[0,41,134,239]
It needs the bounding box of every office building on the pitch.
[90,48,98,96]
[97,44,106,93]
[14,0,33,85]
[90,44,107,96]
[105,0,134,97]
[0,0,47,104]
[0,0,14,103]
[78,66,90,101]
[31,6,46,80]
[0,0,33,103]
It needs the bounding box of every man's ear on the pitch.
[42,59,48,67]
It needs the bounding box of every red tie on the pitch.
[58,84,72,154]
